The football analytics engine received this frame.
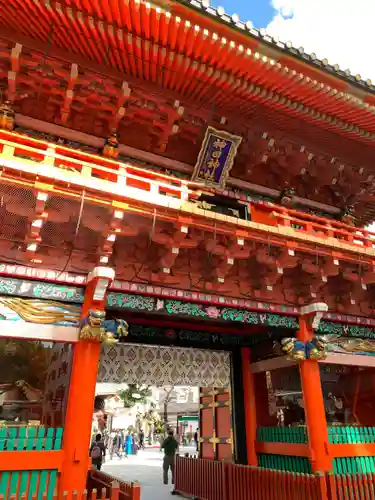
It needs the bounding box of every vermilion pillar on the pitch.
[241,347,258,466]
[298,303,332,473]
[59,267,115,494]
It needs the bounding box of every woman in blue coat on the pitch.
[125,432,133,455]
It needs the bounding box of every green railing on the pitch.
[329,427,375,475]
[0,426,63,451]
[258,454,312,473]
[328,426,375,444]
[0,470,58,499]
[333,457,375,475]
[257,427,308,444]
[0,427,63,499]
[257,426,375,444]
[257,426,375,474]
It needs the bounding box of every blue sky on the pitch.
[211,0,276,28]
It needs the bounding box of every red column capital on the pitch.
[298,302,328,342]
[82,266,115,316]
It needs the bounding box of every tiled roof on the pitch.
[178,0,375,95]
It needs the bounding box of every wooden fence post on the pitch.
[131,481,141,500]
[326,473,338,500]
[222,462,228,500]
[315,473,329,500]
[110,481,119,500]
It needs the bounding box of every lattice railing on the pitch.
[1,129,374,253]
[0,426,63,451]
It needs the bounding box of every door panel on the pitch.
[199,387,233,461]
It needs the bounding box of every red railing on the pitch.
[1,129,375,252]
[0,130,193,210]
[175,457,328,500]
[175,456,227,500]
[327,472,375,500]
[88,470,140,500]
[226,463,328,500]
[271,208,375,249]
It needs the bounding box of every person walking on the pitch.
[125,431,133,456]
[193,428,199,453]
[111,430,122,460]
[131,432,138,455]
[160,430,179,485]
[90,433,106,471]
[139,429,145,450]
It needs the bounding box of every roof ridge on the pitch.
[177,0,375,95]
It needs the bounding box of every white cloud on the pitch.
[266,0,375,82]
[265,1,375,229]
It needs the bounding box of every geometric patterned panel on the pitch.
[98,343,231,387]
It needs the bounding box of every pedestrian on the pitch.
[160,430,179,485]
[194,428,199,452]
[139,429,145,450]
[111,430,122,460]
[125,431,133,455]
[131,432,138,455]
[90,433,106,471]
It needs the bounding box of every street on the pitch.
[103,446,196,500]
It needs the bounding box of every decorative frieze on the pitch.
[107,292,299,329]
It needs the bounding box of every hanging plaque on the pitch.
[191,126,242,188]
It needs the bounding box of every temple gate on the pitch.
[0,0,375,498]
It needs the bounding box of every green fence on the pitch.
[333,457,375,475]
[328,427,375,444]
[257,427,308,444]
[257,427,375,475]
[258,454,312,473]
[0,426,63,451]
[0,470,58,499]
[257,426,375,445]
[0,427,63,499]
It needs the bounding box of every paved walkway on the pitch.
[103,447,195,500]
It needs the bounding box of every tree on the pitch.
[142,403,163,443]
[162,386,176,431]
[117,384,152,408]
[0,339,51,391]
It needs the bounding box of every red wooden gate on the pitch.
[199,387,233,461]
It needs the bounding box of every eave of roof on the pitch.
[170,0,375,96]
[2,0,375,147]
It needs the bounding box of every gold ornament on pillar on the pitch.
[79,310,129,343]
[102,132,119,159]
[79,309,106,342]
[281,336,327,361]
[0,101,15,131]
[340,205,355,226]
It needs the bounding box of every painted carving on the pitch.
[79,310,105,342]
[0,277,84,303]
[339,205,355,226]
[107,293,155,311]
[279,187,296,207]
[318,321,375,339]
[0,297,80,326]
[281,336,327,361]
[323,335,375,356]
[0,278,373,338]
[103,318,129,339]
[79,310,129,343]
[0,101,15,131]
[102,133,119,159]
